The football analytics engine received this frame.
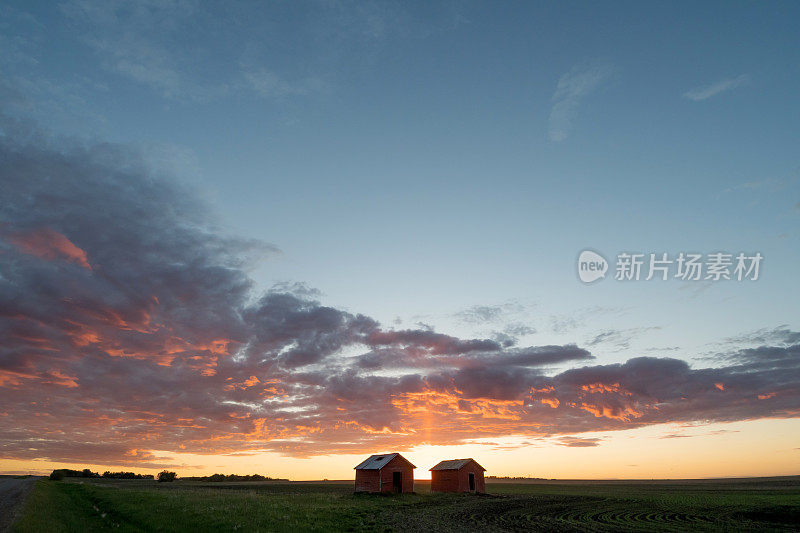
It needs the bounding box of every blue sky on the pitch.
[1,1,799,477]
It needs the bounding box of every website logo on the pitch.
[576,250,762,283]
[577,250,608,283]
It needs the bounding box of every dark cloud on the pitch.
[1,118,799,466]
[366,329,501,355]
[523,351,800,435]
[491,323,537,347]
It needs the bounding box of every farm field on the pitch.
[12,476,800,532]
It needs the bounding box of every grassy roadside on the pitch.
[12,480,113,532]
[12,480,424,532]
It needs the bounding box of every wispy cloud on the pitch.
[722,325,800,347]
[60,0,221,102]
[683,74,749,101]
[585,326,661,351]
[59,1,329,103]
[659,428,739,439]
[556,436,602,447]
[453,302,526,324]
[548,61,614,142]
[549,306,626,334]
[241,65,326,99]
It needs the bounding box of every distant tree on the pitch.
[50,468,101,479]
[157,470,177,482]
[101,471,155,479]
[49,469,65,481]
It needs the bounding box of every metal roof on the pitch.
[429,458,485,471]
[354,453,416,470]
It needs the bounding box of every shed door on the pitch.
[392,471,402,493]
[468,473,475,491]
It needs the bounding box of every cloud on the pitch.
[644,346,680,352]
[57,1,328,102]
[659,428,739,440]
[683,74,749,101]
[585,327,661,350]
[52,1,449,104]
[59,0,215,101]
[556,436,601,447]
[549,306,624,334]
[453,302,535,346]
[491,324,537,347]
[454,302,526,324]
[5,227,92,270]
[548,61,613,142]
[722,325,800,347]
[3,0,467,120]
[1,116,799,466]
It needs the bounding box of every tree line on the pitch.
[48,468,177,481]
[181,473,287,482]
[47,469,280,482]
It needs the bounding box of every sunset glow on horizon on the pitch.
[2,418,797,481]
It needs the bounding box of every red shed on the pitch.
[430,458,486,493]
[354,453,415,493]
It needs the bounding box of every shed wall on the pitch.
[430,469,460,492]
[355,469,380,492]
[430,461,485,493]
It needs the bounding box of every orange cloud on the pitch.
[224,375,261,391]
[0,369,38,388]
[45,370,79,388]
[581,382,630,395]
[392,389,524,422]
[9,228,92,270]
[540,397,560,408]
[579,402,643,421]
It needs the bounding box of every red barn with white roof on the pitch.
[430,458,486,493]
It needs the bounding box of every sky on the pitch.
[0,1,798,479]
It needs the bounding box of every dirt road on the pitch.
[0,477,37,532]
